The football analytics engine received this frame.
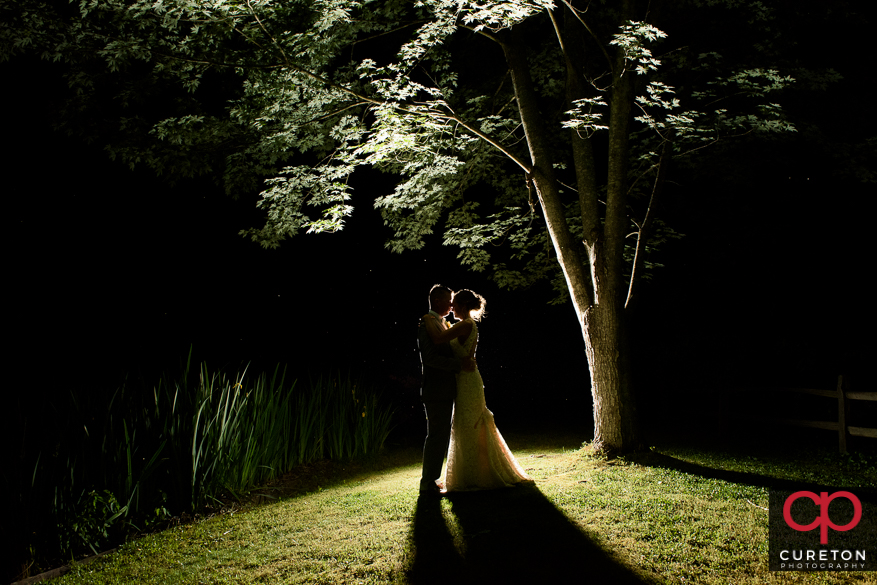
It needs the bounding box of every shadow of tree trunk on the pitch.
[626,451,877,501]
[402,485,653,584]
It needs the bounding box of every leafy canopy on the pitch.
[1,0,797,298]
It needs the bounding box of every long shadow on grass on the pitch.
[404,485,649,585]
[627,451,877,501]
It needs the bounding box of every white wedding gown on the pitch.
[443,318,533,491]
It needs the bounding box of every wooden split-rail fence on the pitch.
[738,375,876,453]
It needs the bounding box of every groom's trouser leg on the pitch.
[421,400,453,486]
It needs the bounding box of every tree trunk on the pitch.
[503,25,642,454]
[587,0,643,453]
[584,299,641,453]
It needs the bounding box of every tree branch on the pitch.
[246,0,292,67]
[558,0,613,75]
[625,137,670,310]
[546,6,567,56]
[352,20,429,48]
[457,24,505,47]
[503,25,594,319]
[447,114,532,172]
[562,0,600,306]
[243,0,529,173]
[602,0,636,308]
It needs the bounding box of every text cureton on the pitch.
[780,550,866,561]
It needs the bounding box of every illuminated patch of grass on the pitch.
[50,435,875,585]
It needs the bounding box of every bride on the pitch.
[423,289,533,492]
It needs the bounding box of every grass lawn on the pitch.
[49,432,877,585]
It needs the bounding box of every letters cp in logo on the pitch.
[783,491,862,544]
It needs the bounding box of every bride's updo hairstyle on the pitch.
[452,289,487,321]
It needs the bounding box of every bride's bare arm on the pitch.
[422,315,473,344]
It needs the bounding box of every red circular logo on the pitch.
[783,491,862,544]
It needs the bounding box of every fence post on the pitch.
[837,374,847,454]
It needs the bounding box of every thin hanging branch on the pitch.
[547,6,567,56]
[625,137,671,310]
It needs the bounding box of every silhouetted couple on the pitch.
[417,284,533,496]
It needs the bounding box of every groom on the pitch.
[417,284,474,495]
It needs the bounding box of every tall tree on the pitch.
[1,0,796,453]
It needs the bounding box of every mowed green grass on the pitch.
[51,434,877,585]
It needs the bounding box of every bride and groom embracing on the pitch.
[417,284,533,496]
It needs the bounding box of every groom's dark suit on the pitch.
[417,311,461,490]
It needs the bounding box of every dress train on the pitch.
[442,319,533,491]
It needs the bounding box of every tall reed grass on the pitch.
[21,351,394,574]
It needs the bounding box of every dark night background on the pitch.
[3,2,873,454]
[1,6,876,581]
